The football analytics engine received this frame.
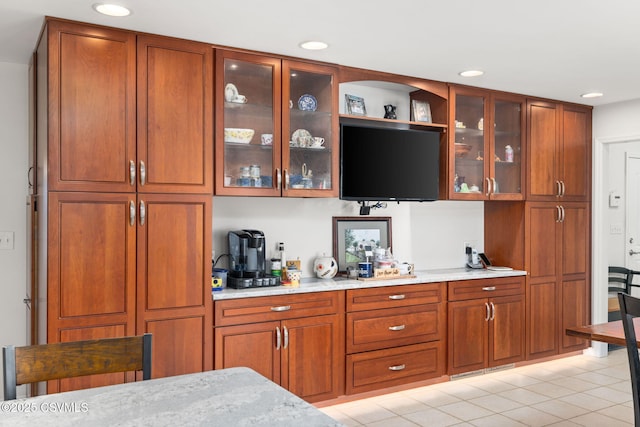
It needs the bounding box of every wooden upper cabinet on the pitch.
[137,36,213,194]
[527,100,591,201]
[45,20,137,193]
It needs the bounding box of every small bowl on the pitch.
[454,143,471,158]
[224,128,255,144]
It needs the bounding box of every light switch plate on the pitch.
[0,231,14,250]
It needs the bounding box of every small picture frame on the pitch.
[412,100,432,123]
[332,216,392,273]
[345,94,367,116]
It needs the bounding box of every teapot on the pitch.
[313,254,338,279]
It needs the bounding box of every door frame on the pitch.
[592,134,640,357]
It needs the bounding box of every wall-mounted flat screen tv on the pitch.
[340,122,440,202]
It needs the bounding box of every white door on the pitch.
[626,153,640,286]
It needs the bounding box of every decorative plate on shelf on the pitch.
[298,94,317,111]
[292,129,312,144]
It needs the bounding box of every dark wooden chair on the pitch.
[618,293,640,426]
[609,267,637,320]
[2,334,151,400]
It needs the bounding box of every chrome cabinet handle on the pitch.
[284,169,289,190]
[482,286,496,291]
[556,181,561,197]
[388,364,405,371]
[139,200,146,226]
[485,302,490,321]
[283,326,289,349]
[485,177,491,196]
[270,305,291,312]
[560,181,565,196]
[388,325,406,331]
[491,178,496,195]
[139,161,146,186]
[388,294,406,300]
[556,206,562,222]
[276,326,281,350]
[129,200,135,226]
[276,168,281,190]
[28,166,34,189]
[129,160,136,186]
[490,302,495,321]
[559,206,565,223]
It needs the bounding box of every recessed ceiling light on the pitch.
[299,41,328,50]
[459,70,484,77]
[581,92,603,98]
[93,3,132,17]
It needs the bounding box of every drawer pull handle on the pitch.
[482,286,496,291]
[388,325,406,331]
[388,364,406,371]
[270,305,291,312]
[388,294,406,300]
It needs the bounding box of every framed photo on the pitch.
[412,100,432,123]
[345,94,367,116]
[332,216,392,273]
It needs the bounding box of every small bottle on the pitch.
[505,145,514,162]
[278,242,286,279]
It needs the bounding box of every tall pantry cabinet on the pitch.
[485,99,592,361]
[34,19,213,393]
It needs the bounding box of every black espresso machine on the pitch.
[227,230,281,288]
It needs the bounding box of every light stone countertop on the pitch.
[213,267,527,300]
[0,367,344,427]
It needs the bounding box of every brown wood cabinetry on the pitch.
[215,50,338,197]
[527,100,591,201]
[448,85,525,201]
[345,283,446,394]
[35,19,214,393]
[447,277,525,375]
[214,292,344,402]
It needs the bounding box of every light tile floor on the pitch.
[319,349,635,426]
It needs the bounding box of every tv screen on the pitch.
[340,123,440,202]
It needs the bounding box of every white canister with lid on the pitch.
[505,145,514,162]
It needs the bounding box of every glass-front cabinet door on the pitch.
[448,85,524,200]
[282,61,338,197]
[215,50,282,196]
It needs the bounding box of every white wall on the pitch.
[212,197,484,275]
[0,61,29,397]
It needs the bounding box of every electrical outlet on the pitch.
[610,223,623,234]
[0,231,14,250]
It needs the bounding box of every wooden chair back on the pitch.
[3,334,151,401]
[618,293,640,427]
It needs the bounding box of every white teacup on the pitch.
[233,94,247,103]
[261,133,273,145]
[310,137,325,147]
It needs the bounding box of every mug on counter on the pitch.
[358,262,373,278]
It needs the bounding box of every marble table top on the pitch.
[0,367,343,426]
[213,267,527,300]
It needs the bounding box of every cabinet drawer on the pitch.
[346,341,445,395]
[347,304,444,353]
[448,277,524,301]
[214,291,344,326]
[346,282,445,312]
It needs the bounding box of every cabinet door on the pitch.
[490,93,525,200]
[448,299,488,375]
[449,86,490,200]
[283,314,344,402]
[527,100,559,199]
[215,50,282,196]
[214,321,281,384]
[47,192,136,338]
[136,194,213,377]
[137,35,213,194]
[527,281,558,359]
[526,203,561,281]
[489,295,525,367]
[561,203,590,277]
[46,20,136,193]
[560,105,591,201]
[282,61,338,197]
[561,279,589,352]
